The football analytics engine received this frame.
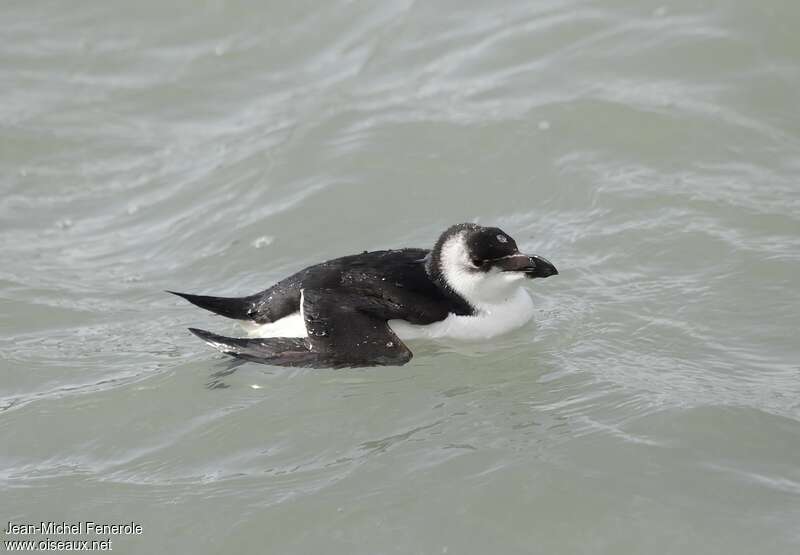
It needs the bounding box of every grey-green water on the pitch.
[2,1,799,553]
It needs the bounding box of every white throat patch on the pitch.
[439,232,527,310]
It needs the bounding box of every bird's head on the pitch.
[427,223,558,307]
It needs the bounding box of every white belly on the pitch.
[241,312,307,338]
[240,288,534,342]
[389,288,534,341]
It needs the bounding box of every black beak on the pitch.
[495,253,558,279]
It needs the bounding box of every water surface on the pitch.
[2,1,799,553]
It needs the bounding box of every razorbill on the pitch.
[170,223,558,368]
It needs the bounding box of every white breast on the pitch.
[388,287,534,341]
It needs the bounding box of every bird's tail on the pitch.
[167,290,255,320]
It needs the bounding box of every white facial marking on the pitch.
[439,232,527,308]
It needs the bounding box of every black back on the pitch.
[248,248,474,324]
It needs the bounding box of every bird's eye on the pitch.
[471,258,482,267]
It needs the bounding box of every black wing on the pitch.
[188,328,320,366]
[189,288,413,369]
[301,288,413,367]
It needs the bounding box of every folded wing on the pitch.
[189,288,412,368]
